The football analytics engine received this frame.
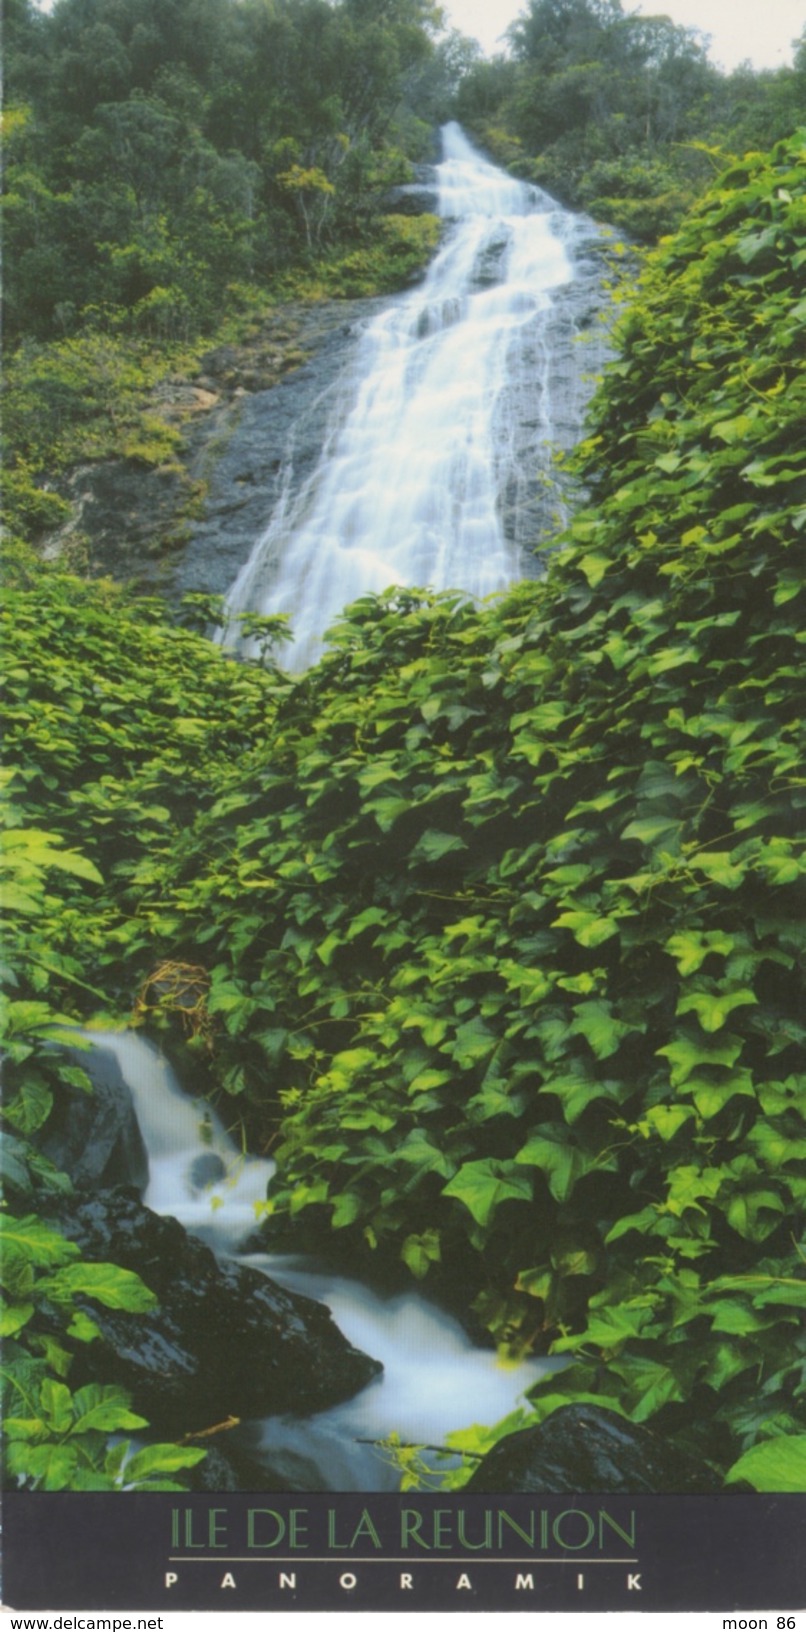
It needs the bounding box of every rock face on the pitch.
[42,1188,382,1434]
[496,222,616,572]
[45,459,190,584]
[464,1404,721,1493]
[41,299,384,597]
[172,297,385,602]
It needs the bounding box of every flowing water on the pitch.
[89,1031,560,1491]
[222,121,610,670]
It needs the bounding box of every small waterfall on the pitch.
[86,1030,559,1490]
[78,1031,275,1252]
[222,121,610,671]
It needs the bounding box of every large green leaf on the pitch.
[122,1443,206,1482]
[68,1384,148,1435]
[0,1216,79,1268]
[43,1262,158,1312]
[726,1437,806,1492]
[677,987,757,1033]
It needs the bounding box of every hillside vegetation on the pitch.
[2,0,450,546]
[3,130,805,1490]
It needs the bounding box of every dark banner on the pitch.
[3,1491,805,1612]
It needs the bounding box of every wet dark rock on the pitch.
[474,230,511,286]
[41,1188,381,1435]
[189,1152,228,1189]
[188,1440,299,1494]
[464,1404,721,1493]
[172,298,384,602]
[46,458,188,584]
[37,1042,148,1193]
[381,177,439,215]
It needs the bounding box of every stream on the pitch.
[92,1031,561,1492]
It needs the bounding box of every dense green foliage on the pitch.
[3,134,805,1489]
[456,0,806,239]
[0,568,288,1489]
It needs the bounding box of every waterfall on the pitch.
[87,1031,560,1491]
[222,121,610,671]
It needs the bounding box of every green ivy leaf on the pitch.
[677,987,757,1032]
[514,1125,596,1202]
[552,910,620,947]
[442,1160,532,1228]
[726,1190,785,1241]
[331,1191,362,1228]
[570,1001,635,1060]
[409,829,468,864]
[401,1229,441,1279]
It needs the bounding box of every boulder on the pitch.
[464,1403,721,1493]
[41,1188,381,1435]
[37,1043,148,1192]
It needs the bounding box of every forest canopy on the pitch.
[4,0,806,354]
[2,0,449,343]
[457,0,806,236]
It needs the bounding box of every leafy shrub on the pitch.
[575,156,701,241]
[316,214,442,297]
[0,1214,206,1491]
[138,133,805,1482]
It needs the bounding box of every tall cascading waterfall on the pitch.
[221,121,611,671]
[88,1031,561,1491]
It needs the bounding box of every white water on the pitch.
[222,121,607,671]
[88,1030,559,1490]
[77,1030,274,1251]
